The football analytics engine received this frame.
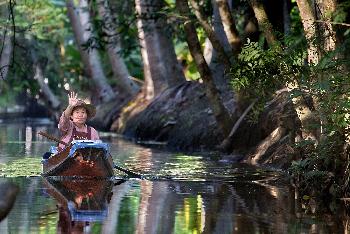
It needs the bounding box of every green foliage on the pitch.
[0,0,71,105]
[289,136,342,197]
[174,24,212,81]
[0,158,42,177]
[231,28,350,199]
[15,0,68,41]
[304,44,350,133]
[175,41,200,80]
[0,89,25,110]
[231,40,301,92]
[229,39,303,120]
[289,5,304,37]
[0,44,40,108]
[230,33,350,129]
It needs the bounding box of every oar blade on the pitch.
[113,164,143,179]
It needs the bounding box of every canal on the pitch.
[0,119,344,233]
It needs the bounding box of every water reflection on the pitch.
[0,119,55,164]
[0,119,348,233]
[43,178,114,233]
[0,175,347,233]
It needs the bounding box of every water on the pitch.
[0,119,346,233]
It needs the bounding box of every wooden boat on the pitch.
[42,140,114,178]
[42,177,117,222]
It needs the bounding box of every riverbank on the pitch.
[111,82,298,171]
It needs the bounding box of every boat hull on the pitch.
[42,141,114,178]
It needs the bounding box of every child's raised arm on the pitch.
[58,92,79,133]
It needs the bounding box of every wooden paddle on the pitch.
[38,131,143,179]
[38,131,69,146]
[112,160,143,179]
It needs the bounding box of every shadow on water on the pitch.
[0,119,349,233]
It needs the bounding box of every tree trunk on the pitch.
[66,0,116,103]
[66,0,91,75]
[33,65,61,111]
[286,1,326,142]
[296,0,319,64]
[0,31,13,81]
[202,0,236,106]
[176,0,233,137]
[96,0,139,96]
[135,0,185,100]
[248,126,287,165]
[28,39,61,122]
[316,0,337,52]
[248,0,278,46]
[29,39,61,114]
[189,0,232,71]
[0,3,13,81]
[34,63,60,110]
[215,0,241,54]
[203,1,230,89]
[209,0,241,115]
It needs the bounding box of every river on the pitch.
[0,119,345,233]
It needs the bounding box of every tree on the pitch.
[202,0,234,92]
[30,39,61,117]
[66,0,116,103]
[189,0,232,71]
[296,0,319,64]
[215,0,241,54]
[135,0,185,100]
[176,0,233,137]
[96,0,139,96]
[0,1,14,81]
[316,0,337,52]
[248,0,278,46]
[0,28,13,81]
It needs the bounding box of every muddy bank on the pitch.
[112,82,298,169]
[244,90,300,169]
[112,82,234,151]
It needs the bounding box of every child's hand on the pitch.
[68,91,79,106]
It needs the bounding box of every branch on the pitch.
[314,20,350,27]
[188,0,232,70]
[218,99,257,152]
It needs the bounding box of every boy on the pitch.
[57,92,99,151]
